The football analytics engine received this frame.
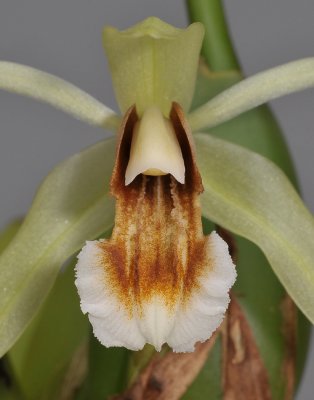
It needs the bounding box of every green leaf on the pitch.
[189,58,314,132]
[0,62,120,131]
[187,63,310,398]
[0,137,116,357]
[77,333,130,400]
[103,17,204,116]
[195,133,314,324]
[186,0,239,71]
[182,336,222,399]
[8,261,88,400]
[126,345,156,387]
[0,384,20,400]
[233,236,288,398]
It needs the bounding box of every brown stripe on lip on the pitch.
[97,103,213,317]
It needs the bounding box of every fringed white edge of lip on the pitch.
[74,231,236,352]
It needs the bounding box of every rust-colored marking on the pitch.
[98,103,213,316]
[170,103,203,195]
[113,335,218,400]
[281,294,297,400]
[222,296,272,400]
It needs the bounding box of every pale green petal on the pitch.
[189,58,314,131]
[195,133,314,323]
[0,138,116,357]
[103,17,204,116]
[0,62,121,131]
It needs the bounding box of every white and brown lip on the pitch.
[75,103,236,352]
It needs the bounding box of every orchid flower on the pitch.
[74,19,237,353]
[0,17,314,357]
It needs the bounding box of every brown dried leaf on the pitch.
[281,295,297,400]
[114,334,217,400]
[222,296,272,400]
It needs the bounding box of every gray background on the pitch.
[0,0,313,398]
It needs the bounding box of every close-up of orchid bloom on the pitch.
[74,19,237,353]
[0,1,314,398]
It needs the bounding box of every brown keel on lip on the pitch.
[97,102,212,316]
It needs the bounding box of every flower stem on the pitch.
[186,0,239,71]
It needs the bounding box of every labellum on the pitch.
[75,102,236,352]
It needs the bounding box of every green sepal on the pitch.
[103,17,204,116]
[189,58,314,132]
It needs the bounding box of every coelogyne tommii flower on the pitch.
[0,16,314,360]
[74,19,237,352]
